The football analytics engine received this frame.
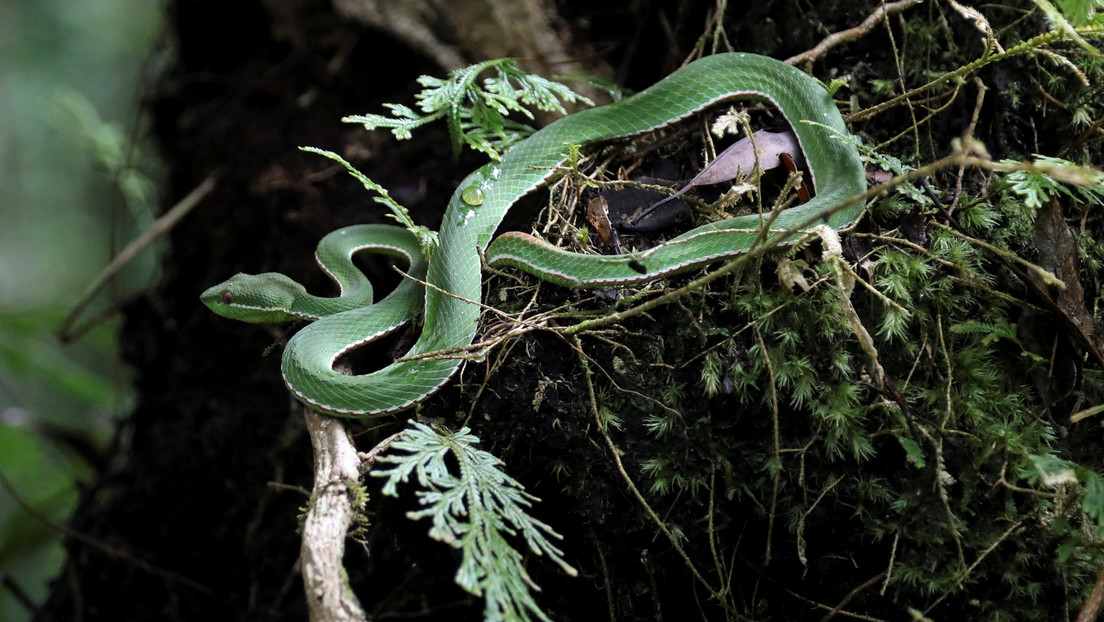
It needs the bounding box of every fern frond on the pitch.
[298,147,439,256]
[343,58,592,160]
[372,422,577,622]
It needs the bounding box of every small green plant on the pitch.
[305,59,592,257]
[1001,154,1104,210]
[344,58,593,159]
[300,146,439,255]
[1047,0,1104,28]
[372,422,577,622]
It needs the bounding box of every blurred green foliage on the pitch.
[0,1,163,620]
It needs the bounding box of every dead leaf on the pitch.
[629,129,803,225]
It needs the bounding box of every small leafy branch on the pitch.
[372,422,577,622]
[1002,154,1104,209]
[299,146,439,256]
[303,60,590,254]
[343,58,593,160]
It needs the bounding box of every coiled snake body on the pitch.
[202,53,867,417]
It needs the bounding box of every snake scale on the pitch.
[201,53,867,417]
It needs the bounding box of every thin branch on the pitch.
[786,0,924,67]
[572,335,737,614]
[849,24,1104,123]
[563,149,1074,336]
[756,326,782,567]
[58,172,219,342]
[0,471,213,596]
[819,571,887,622]
[921,520,1024,615]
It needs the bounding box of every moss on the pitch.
[462,9,1104,618]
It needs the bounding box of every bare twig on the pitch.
[0,573,36,615]
[756,325,782,567]
[563,149,1075,336]
[850,24,1104,123]
[0,471,213,596]
[921,520,1024,614]
[572,335,739,614]
[359,430,406,466]
[950,77,989,212]
[58,172,218,342]
[819,571,887,621]
[785,0,924,67]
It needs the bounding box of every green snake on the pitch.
[201,53,867,417]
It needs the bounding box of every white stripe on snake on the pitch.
[201,53,867,417]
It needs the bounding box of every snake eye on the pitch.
[221,291,234,305]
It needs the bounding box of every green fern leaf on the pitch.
[372,422,578,622]
[343,58,591,160]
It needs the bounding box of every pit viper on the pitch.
[202,52,867,417]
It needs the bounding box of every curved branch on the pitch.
[301,409,368,622]
[785,0,923,67]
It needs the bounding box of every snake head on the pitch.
[200,272,310,323]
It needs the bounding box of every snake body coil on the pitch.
[203,53,867,417]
